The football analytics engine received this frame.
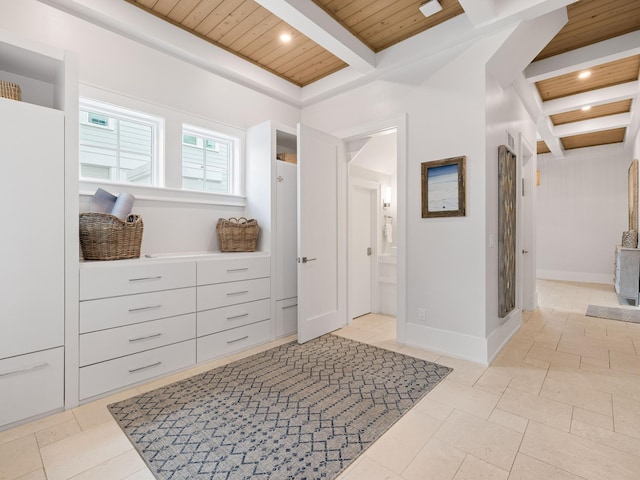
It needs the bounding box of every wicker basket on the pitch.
[0,81,22,101]
[79,212,143,260]
[216,217,259,252]
[622,230,638,248]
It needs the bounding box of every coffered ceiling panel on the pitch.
[535,0,640,61]
[126,0,348,86]
[550,99,632,126]
[124,0,638,155]
[561,127,627,150]
[311,0,464,52]
[535,55,640,102]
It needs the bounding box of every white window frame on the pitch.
[79,97,165,187]
[181,123,241,196]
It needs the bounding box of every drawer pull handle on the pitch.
[129,333,162,343]
[0,362,48,378]
[227,336,249,344]
[227,267,249,272]
[129,276,162,282]
[227,313,249,320]
[128,361,162,373]
[226,290,249,296]
[128,305,162,313]
[282,304,298,310]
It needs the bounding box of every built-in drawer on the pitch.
[80,287,196,333]
[197,255,270,285]
[197,299,270,337]
[0,347,64,428]
[276,297,298,337]
[79,339,195,400]
[80,261,196,300]
[197,320,270,363]
[197,277,270,311]
[80,313,196,367]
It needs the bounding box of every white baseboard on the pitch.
[537,269,613,285]
[405,323,489,365]
[487,310,521,364]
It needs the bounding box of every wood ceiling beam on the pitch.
[553,112,632,138]
[254,0,376,73]
[541,81,640,115]
[524,31,640,83]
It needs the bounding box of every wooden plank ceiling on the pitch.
[126,0,639,154]
[533,0,640,154]
[125,0,463,87]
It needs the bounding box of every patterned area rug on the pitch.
[586,304,640,323]
[108,334,452,480]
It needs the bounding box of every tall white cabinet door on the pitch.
[276,161,297,300]
[0,98,64,358]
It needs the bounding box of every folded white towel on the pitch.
[385,224,393,243]
[111,192,135,221]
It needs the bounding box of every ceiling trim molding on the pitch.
[37,0,304,106]
[553,112,632,138]
[524,30,640,83]
[541,81,640,115]
[254,0,376,73]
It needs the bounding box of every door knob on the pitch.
[522,249,529,254]
[367,247,372,256]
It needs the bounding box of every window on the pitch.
[79,99,163,186]
[182,125,239,194]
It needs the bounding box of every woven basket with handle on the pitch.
[216,217,259,252]
[79,212,143,260]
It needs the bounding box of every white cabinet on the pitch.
[0,99,64,359]
[276,298,298,337]
[246,121,298,338]
[276,161,298,301]
[0,348,64,427]
[197,254,272,362]
[78,253,272,399]
[0,37,72,427]
[79,259,197,400]
[614,246,640,305]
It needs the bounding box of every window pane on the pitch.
[79,101,161,186]
[182,128,235,194]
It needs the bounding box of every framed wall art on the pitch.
[421,156,466,218]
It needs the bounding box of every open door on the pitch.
[297,124,346,343]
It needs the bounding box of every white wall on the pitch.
[0,0,301,254]
[303,30,515,363]
[537,146,629,284]
[484,75,537,341]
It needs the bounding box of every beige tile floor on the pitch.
[2,279,640,479]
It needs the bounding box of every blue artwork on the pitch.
[427,163,459,211]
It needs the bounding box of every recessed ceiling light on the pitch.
[280,33,292,43]
[419,0,442,17]
[581,105,591,111]
[578,71,591,79]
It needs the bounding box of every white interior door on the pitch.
[297,124,346,343]
[349,185,373,319]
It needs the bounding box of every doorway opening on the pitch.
[346,129,398,336]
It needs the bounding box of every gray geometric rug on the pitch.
[586,304,640,323]
[108,334,452,480]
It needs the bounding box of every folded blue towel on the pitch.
[91,188,117,213]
